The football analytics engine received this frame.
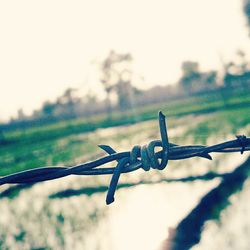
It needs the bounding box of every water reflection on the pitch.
[192,180,250,250]
[104,181,219,250]
[0,184,34,199]
[167,156,250,250]
[49,171,226,199]
[0,169,221,249]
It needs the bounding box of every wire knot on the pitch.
[103,111,169,204]
[130,140,169,171]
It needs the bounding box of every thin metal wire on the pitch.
[0,111,249,204]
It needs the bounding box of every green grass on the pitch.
[4,90,250,144]
[0,89,249,176]
[182,105,250,144]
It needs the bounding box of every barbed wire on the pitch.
[0,112,249,205]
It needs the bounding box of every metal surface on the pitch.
[0,111,249,204]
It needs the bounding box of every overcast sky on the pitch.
[0,0,250,121]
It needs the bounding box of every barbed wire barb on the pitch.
[0,111,249,204]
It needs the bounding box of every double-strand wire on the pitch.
[0,112,249,204]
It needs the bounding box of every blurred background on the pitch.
[0,0,250,249]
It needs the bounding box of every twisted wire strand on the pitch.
[0,111,249,204]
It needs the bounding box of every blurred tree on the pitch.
[57,88,78,105]
[225,50,249,75]
[203,71,217,86]
[85,92,97,104]
[235,50,249,73]
[179,61,217,94]
[115,69,134,110]
[17,108,26,120]
[56,88,80,118]
[42,101,56,117]
[244,0,250,29]
[40,88,80,120]
[99,50,134,113]
[179,61,201,93]
[223,50,250,89]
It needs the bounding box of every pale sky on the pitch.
[0,0,250,121]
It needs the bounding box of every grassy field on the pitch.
[0,89,250,250]
[0,89,249,176]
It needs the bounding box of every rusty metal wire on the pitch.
[0,112,249,205]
